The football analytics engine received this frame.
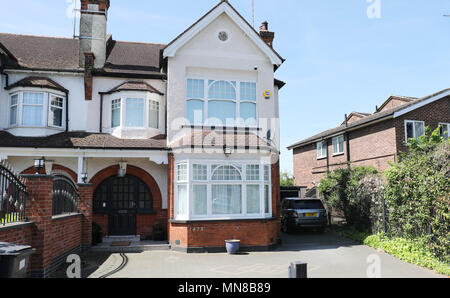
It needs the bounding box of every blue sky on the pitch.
[1,0,449,173]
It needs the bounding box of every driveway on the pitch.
[79,230,445,278]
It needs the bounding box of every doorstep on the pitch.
[91,236,170,253]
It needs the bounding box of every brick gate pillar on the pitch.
[21,174,54,278]
[78,183,94,251]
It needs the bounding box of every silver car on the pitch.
[281,198,328,233]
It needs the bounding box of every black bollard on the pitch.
[289,262,307,278]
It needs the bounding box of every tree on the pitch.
[280,171,295,187]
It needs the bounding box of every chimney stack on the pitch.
[259,21,275,48]
[79,0,110,69]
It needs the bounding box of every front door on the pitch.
[93,175,154,236]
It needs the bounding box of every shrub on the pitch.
[384,127,449,261]
[319,165,380,230]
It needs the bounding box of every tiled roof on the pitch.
[0,33,166,78]
[101,81,164,95]
[288,88,450,150]
[5,76,68,93]
[170,129,276,152]
[0,131,168,150]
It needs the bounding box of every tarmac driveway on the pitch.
[82,230,444,278]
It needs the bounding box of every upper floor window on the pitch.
[186,79,257,127]
[317,141,327,159]
[332,135,345,155]
[439,123,449,140]
[405,120,425,144]
[110,96,160,130]
[9,91,66,129]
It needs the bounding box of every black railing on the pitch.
[52,175,79,216]
[0,160,28,225]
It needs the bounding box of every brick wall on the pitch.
[169,219,279,252]
[0,223,33,245]
[395,96,450,153]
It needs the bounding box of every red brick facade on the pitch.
[292,96,450,189]
[168,159,281,252]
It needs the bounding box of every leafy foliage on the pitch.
[280,171,295,187]
[384,127,449,261]
[318,165,379,229]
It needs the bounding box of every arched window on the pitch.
[212,165,242,181]
[93,175,153,213]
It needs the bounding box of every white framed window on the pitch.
[439,123,449,140]
[22,92,44,126]
[8,91,66,130]
[405,120,425,144]
[174,161,272,221]
[125,98,145,127]
[317,141,327,159]
[9,93,19,126]
[332,135,345,155]
[48,95,64,128]
[186,78,258,127]
[111,99,121,128]
[148,100,160,129]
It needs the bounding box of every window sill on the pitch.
[170,217,277,224]
[52,213,82,221]
[332,152,345,157]
[317,156,327,160]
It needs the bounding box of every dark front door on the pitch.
[93,175,154,236]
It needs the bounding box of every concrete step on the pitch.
[102,235,141,243]
[91,241,171,253]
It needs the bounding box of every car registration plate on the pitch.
[305,213,317,217]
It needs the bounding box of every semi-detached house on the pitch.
[0,0,286,255]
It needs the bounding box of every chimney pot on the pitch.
[259,21,275,48]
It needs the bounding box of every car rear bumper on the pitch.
[294,218,328,228]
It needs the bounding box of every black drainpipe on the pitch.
[344,114,351,167]
[65,90,69,132]
[0,67,9,89]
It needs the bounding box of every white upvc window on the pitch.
[148,100,160,129]
[332,135,345,155]
[110,95,160,130]
[9,93,19,126]
[405,120,425,144]
[174,161,272,221]
[186,78,258,127]
[439,123,450,140]
[22,92,44,126]
[8,91,66,130]
[48,95,65,128]
[317,141,327,159]
[111,99,121,128]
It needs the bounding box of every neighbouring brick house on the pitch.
[0,0,286,275]
[288,89,450,190]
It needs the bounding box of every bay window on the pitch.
[174,161,272,220]
[8,91,66,129]
[110,95,161,130]
[405,120,425,144]
[186,78,258,127]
